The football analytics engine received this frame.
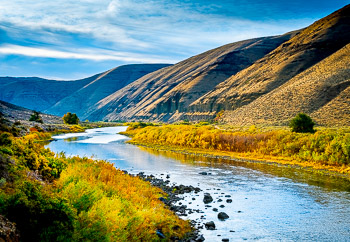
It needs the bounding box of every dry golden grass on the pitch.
[222,43,350,126]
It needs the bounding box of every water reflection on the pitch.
[139,146,350,193]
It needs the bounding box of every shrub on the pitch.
[29,111,43,123]
[63,112,79,125]
[289,113,315,133]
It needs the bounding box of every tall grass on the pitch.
[126,125,350,166]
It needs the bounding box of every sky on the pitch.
[0,0,349,80]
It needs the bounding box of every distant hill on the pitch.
[45,64,170,119]
[0,77,92,111]
[0,100,62,124]
[85,31,299,121]
[0,64,169,117]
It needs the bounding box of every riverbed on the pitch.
[47,126,350,241]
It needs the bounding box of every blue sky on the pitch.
[0,0,348,80]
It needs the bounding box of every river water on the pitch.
[47,126,350,241]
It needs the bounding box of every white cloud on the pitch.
[0,44,176,63]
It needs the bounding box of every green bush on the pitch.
[289,113,315,133]
[63,112,79,125]
[0,180,74,241]
[29,111,43,123]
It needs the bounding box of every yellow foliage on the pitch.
[56,157,191,240]
[126,125,350,167]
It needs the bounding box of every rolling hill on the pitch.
[0,100,62,124]
[85,31,299,121]
[45,64,169,119]
[0,77,92,111]
[0,64,169,117]
[190,4,350,119]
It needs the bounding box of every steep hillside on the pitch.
[190,4,350,119]
[222,43,350,126]
[0,77,92,111]
[85,32,299,121]
[45,64,169,118]
[0,100,62,124]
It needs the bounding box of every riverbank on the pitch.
[122,124,350,180]
[0,121,196,240]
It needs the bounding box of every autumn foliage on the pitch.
[0,128,191,240]
[127,124,350,166]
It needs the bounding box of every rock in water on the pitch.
[203,193,213,204]
[205,221,216,230]
[218,212,229,221]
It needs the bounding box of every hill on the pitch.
[85,31,299,121]
[0,100,62,124]
[0,77,92,111]
[190,4,350,123]
[45,64,169,119]
[222,43,350,126]
[0,64,169,116]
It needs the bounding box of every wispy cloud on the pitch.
[0,44,176,63]
[0,0,347,78]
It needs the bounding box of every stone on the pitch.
[205,221,216,230]
[218,212,229,221]
[203,193,213,204]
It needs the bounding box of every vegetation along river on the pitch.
[47,126,350,241]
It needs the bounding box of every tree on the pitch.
[289,113,315,133]
[29,111,43,123]
[62,112,79,125]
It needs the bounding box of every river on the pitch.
[47,126,350,241]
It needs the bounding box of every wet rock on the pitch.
[213,208,218,212]
[196,234,205,241]
[237,211,242,213]
[222,239,229,242]
[203,193,213,204]
[219,205,225,208]
[166,174,170,179]
[159,197,167,203]
[226,199,232,203]
[217,199,223,202]
[199,172,208,175]
[225,195,231,198]
[205,221,216,230]
[218,212,229,221]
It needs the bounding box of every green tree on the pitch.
[289,113,315,133]
[62,112,79,125]
[29,111,43,123]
